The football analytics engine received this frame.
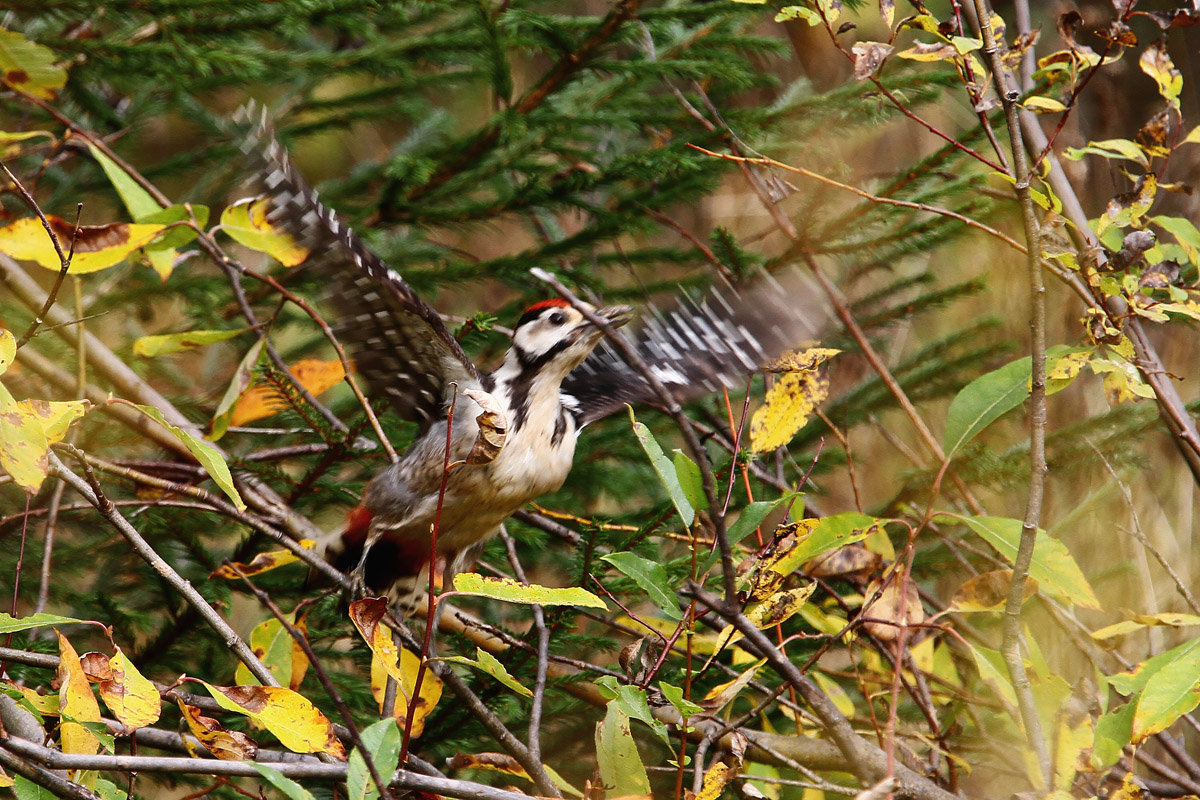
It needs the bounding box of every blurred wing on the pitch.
[562,269,830,425]
[234,104,478,428]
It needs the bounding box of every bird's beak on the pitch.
[596,304,634,329]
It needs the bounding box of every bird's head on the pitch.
[509,298,634,374]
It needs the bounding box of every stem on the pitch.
[971,0,1052,786]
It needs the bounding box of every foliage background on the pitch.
[3,1,1200,799]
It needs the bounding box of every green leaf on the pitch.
[14,775,55,800]
[209,338,265,441]
[1062,138,1148,167]
[0,611,83,633]
[251,763,317,800]
[1091,701,1134,770]
[944,355,1031,455]
[943,515,1099,609]
[88,144,161,221]
[783,512,880,569]
[452,573,606,608]
[595,703,652,799]
[441,648,533,697]
[629,407,694,526]
[658,681,703,717]
[601,551,681,621]
[672,450,707,512]
[1106,639,1200,743]
[944,346,1083,455]
[347,718,400,800]
[134,328,248,357]
[607,683,669,744]
[127,402,246,511]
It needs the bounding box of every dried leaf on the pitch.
[861,574,925,641]
[851,41,893,80]
[176,698,259,760]
[462,388,508,465]
[949,569,1036,612]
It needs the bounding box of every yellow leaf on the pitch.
[220,196,309,267]
[55,631,102,757]
[201,681,346,759]
[0,386,90,492]
[696,762,734,800]
[211,540,315,579]
[0,328,14,375]
[1139,40,1182,110]
[0,216,167,274]
[351,598,443,737]
[750,348,837,453]
[229,358,346,426]
[97,648,161,732]
[176,698,259,761]
[0,30,67,99]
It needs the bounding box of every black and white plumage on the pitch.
[233,105,828,601]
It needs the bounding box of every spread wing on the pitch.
[562,269,830,425]
[234,104,478,428]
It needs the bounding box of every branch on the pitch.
[970,0,1051,785]
[684,585,960,800]
[47,451,279,688]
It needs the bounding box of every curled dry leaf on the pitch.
[462,388,508,465]
[210,539,316,579]
[950,569,1037,612]
[861,574,925,642]
[851,41,893,79]
[176,699,259,761]
[805,543,881,580]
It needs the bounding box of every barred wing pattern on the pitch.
[562,270,831,425]
[234,105,478,428]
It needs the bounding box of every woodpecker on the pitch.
[235,107,828,604]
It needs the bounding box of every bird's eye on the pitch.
[548,311,567,326]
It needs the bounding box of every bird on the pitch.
[234,106,829,607]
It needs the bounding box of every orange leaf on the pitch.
[229,359,346,426]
